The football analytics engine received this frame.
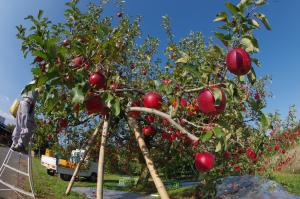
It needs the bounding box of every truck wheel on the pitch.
[89,173,97,182]
[60,173,72,181]
[47,169,55,176]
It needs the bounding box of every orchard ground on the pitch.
[1,144,300,199]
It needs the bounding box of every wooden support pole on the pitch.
[65,123,102,195]
[96,115,110,199]
[127,116,170,199]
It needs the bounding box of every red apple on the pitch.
[197,85,226,115]
[141,68,147,75]
[254,92,261,100]
[116,12,123,17]
[161,132,168,139]
[63,39,70,47]
[195,152,215,172]
[58,118,67,128]
[191,140,199,147]
[193,104,200,112]
[72,57,83,67]
[40,63,46,72]
[129,101,141,118]
[143,91,162,109]
[162,79,170,85]
[173,98,188,108]
[274,144,280,151]
[74,104,80,113]
[226,48,251,76]
[47,134,53,139]
[169,134,176,141]
[85,95,107,115]
[130,63,135,69]
[170,53,177,59]
[223,151,231,159]
[89,72,106,89]
[175,131,182,137]
[145,115,155,124]
[142,126,155,136]
[110,82,120,89]
[162,118,169,125]
[35,56,44,62]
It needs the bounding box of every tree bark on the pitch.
[127,116,170,199]
[65,123,102,195]
[96,116,110,199]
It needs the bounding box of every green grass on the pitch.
[32,158,130,198]
[270,172,300,196]
[32,158,86,199]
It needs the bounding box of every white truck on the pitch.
[41,149,98,182]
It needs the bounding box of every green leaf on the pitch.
[202,131,213,142]
[175,51,190,64]
[240,36,259,53]
[71,87,84,104]
[210,88,223,107]
[225,2,239,15]
[38,10,44,19]
[215,141,222,152]
[251,58,261,67]
[237,0,252,11]
[255,0,267,6]
[255,13,271,30]
[213,12,227,22]
[249,19,260,28]
[213,127,224,138]
[247,68,256,85]
[259,111,269,129]
[112,98,121,116]
[214,32,231,47]
[104,93,114,105]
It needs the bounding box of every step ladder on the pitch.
[0,142,35,199]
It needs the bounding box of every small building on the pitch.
[0,122,12,146]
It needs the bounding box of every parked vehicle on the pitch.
[41,149,98,182]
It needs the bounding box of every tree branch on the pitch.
[96,88,145,95]
[127,107,199,141]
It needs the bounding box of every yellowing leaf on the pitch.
[175,51,190,64]
[240,37,259,53]
[215,141,222,152]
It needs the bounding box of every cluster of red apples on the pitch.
[48,47,251,173]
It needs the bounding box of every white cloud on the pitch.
[0,95,11,106]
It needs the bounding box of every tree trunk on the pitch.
[65,123,101,195]
[127,116,170,199]
[96,116,110,199]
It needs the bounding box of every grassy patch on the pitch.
[32,157,138,198]
[32,158,86,199]
[270,172,300,196]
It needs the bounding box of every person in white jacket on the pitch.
[11,88,39,153]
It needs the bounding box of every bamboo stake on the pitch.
[96,115,110,199]
[65,123,102,195]
[127,116,170,199]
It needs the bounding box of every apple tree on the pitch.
[15,0,280,198]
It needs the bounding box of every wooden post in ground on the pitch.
[127,116,170,199]
[96,115,110,199]
[65,124,102,195]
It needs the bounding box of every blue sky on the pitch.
[0,0,299,124]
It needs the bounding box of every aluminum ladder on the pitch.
[0,142,35,199]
